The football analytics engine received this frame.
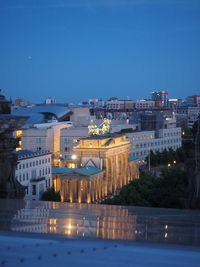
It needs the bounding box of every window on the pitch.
[26,173,28,180]
[33,161,35,167]
[64,138,69,144]
[45,159,47,163]
[26,163,28,168]
[23,164,25,169]
[23,173,25,181]
[39,160,41,165]
[36,161,38,166]
[19,175,22,182]
[30,162,32,167]
[32,185,36,195]
[36,137,41,144]
[42,159,44,164]
[48,158,50,163]
[48,167,51,174]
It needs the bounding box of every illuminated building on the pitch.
[15,150,52,200]
[53,133,139,203]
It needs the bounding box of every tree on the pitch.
[41,187,61,202]
[102,168,188,209]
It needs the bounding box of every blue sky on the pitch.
[0,0,200,103]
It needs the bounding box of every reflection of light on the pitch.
[67,224,72,229]
[82,232,85,237]
[165,233,168,238]
[72,154,77,160]
[165,225,168,230]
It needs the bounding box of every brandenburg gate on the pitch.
[53,133,139,203]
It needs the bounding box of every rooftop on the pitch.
[129,155,138,162]
[52,166,104,176]
[14,150,51,159]
[12,104,71,124]
[81,133,124,140]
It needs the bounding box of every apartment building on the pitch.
[15,150,52,200]
[127,127,182,159]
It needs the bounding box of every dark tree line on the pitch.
[102,168,188,209]
[146,147,187,167]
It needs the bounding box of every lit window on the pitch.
[16,130,22,138]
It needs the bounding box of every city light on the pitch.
[71,154,77,160]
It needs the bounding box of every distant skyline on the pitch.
[0,0,200,103]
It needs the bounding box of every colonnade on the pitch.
[57,151,139,203]
[104,151,134,195]
[61,176,105,203]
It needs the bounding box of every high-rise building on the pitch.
[152,91,168,107]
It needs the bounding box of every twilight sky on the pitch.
[0,0,200,103]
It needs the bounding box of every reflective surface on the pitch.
[0,199,200,246]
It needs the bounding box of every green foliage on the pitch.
[120,128,136,133]
[102,168,188,209]
[41,187,61,202]
[146,147,187,167]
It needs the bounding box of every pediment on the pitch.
[84,159,97,168]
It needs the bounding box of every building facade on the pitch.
[15,150,52,200]
[53,133,139,203]
[127,127,182,159]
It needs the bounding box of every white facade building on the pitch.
[127,127,182,159]
[15,150,52,200]
[136,100,155,109]
[106,98,125,110]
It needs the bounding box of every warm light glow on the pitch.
[164,233,168,238]
[182,131,185,135]
[168,163,171,167]
[71,154,77,160]
[173,160,176,164]
[165,225,168,230]
[16,130,22,138]
[67,224,72,229]
[16,147,22,151]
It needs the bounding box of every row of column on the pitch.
[104,151,130,196]
[61,177,106,203]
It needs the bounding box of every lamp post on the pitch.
[148,150,150,172]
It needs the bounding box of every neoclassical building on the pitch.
[53,133,139,203]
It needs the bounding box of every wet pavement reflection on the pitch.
[0,199,199,246]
